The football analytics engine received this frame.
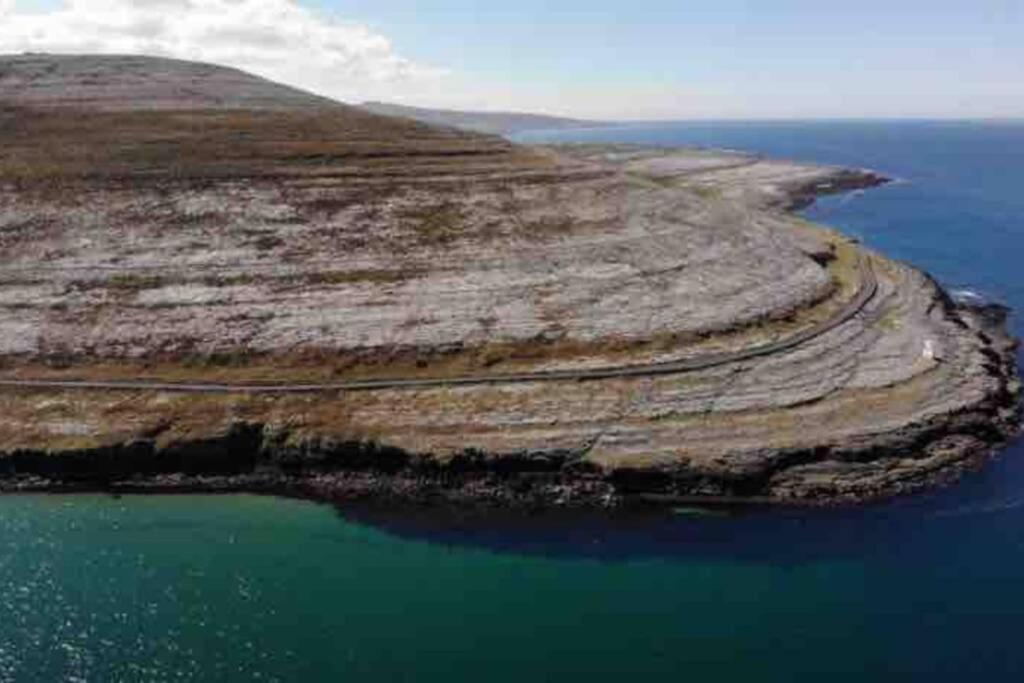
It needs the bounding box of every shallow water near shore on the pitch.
[3,121,1024,681]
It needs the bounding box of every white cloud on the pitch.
[0,0,448,103]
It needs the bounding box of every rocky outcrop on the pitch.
[779,168,891,212]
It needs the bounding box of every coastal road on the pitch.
[0,257,878,395]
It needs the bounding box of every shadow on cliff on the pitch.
[331,439,1024,566]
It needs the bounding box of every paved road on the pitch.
[0,258,877,395]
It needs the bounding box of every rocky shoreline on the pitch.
[780,168,892,212]
[2,296,1018,510]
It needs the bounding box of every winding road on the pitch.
[0,256,878,395]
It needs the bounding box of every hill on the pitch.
[0,53,345,111]
[0,54,1018,507]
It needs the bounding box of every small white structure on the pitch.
[923,340,938,362]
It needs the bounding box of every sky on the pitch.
[1,0,1022,120]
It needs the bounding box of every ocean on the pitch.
[2,121,1023,682]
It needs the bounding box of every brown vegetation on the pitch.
[0,106,532,185]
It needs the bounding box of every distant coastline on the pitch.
[359,101,610,135]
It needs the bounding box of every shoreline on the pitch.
[1,371,1018,510]
[1,159,1020,511]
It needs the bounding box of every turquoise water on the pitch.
[3,121,1024,681]
[4,494,1022,682]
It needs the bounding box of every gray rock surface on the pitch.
[0,53,338,110]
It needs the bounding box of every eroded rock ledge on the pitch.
[0,294,1018,508]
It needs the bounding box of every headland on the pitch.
[0,55,1019,507]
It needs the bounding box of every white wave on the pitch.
[932,497,1024,518]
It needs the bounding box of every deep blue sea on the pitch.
[2,121,1023,682]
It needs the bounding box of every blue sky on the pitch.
[4,0,1023,119]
